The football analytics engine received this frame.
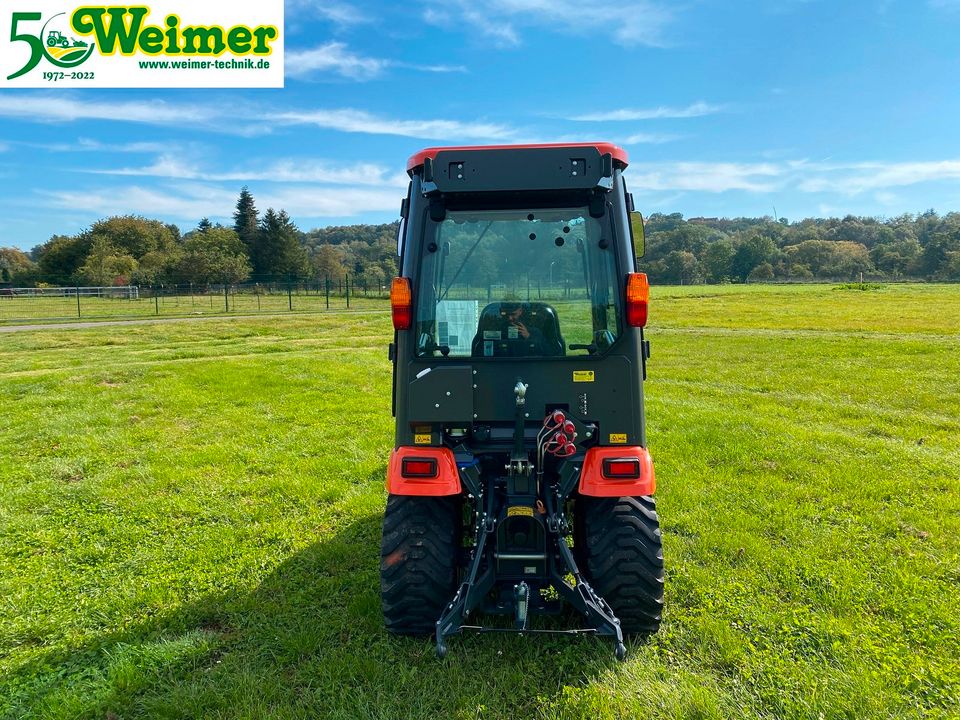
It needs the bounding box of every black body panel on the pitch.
[394,164,646,451]
[426,146,612,194]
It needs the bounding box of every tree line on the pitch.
[0,187,397,289]
[640,211,960,283]
[3,197,960,288]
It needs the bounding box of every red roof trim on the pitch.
[406,142,629,173]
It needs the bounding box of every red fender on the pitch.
[579,446,655,497]
[386,447,462,496]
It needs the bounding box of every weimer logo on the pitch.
[2,1,284,88]
[71,8,278,57]
[7,11,96,79]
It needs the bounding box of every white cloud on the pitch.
[631,161,783,193]
[40,184,235,221]
[27,138,174,153]
[392,61,467,74]
[423,7,520,46]
[40,182,401,221]
[268,108,516,140]
[285,42,467,80]
[0,95,505,141]
[0,95,217,125]
[87,155,410,187]
[647,192,686,208]
[627,157,960,196]
[286,42,386,80]
[422,0,672,47]
[620,132,682,145]
[569,102,724,122]
[285,0,370,25]
[503,131,680,146]
[797,159,960,194]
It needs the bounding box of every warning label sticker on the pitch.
[573,370,595,383]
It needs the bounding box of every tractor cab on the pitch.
[381,144,663,659]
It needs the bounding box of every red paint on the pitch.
[579,446,655,497]
[387,447,462,496]
[407,143,629,173]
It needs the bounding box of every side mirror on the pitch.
[630,211,645,259]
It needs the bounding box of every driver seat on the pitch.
[471,302,565,357]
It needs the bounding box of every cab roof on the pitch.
[407,143,629,174]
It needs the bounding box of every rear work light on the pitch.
[401,457,438,478]
[602,458,642,479]
[625,272,649,327]
[391,277,413,330]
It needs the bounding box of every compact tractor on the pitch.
[381,143,662,659]
[46,31,87,48]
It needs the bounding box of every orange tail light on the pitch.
[391,277,413,330]
[625,272,649,327]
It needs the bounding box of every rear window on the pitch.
[414,207,621,358]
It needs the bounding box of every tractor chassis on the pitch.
[434,383,627,661]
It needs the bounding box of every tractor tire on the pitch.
[380,494,460,635]
[579,495,664,635]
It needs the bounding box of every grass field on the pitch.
[1,283,958,719]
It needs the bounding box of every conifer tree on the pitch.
[233,187,259,272]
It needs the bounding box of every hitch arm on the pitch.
[435,482,497,658]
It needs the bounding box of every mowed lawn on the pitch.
[1,284,958,719]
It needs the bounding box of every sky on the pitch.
[2,0,960,250]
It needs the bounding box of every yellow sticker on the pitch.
[414,433,432,444]
[573,370,595,383]
[507,505,534,517]
[608,433,628,444]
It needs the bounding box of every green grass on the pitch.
[1,284,958,719]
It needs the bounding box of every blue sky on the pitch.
[2,0,960,250]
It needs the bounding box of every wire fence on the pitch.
[0,277,389,323]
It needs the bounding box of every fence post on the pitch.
[345,274,350,308]
[154,289,159,315]
[325,276,330,309]
[76,286,81,318]
[224,283,229,312]
[288,276,293,311]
